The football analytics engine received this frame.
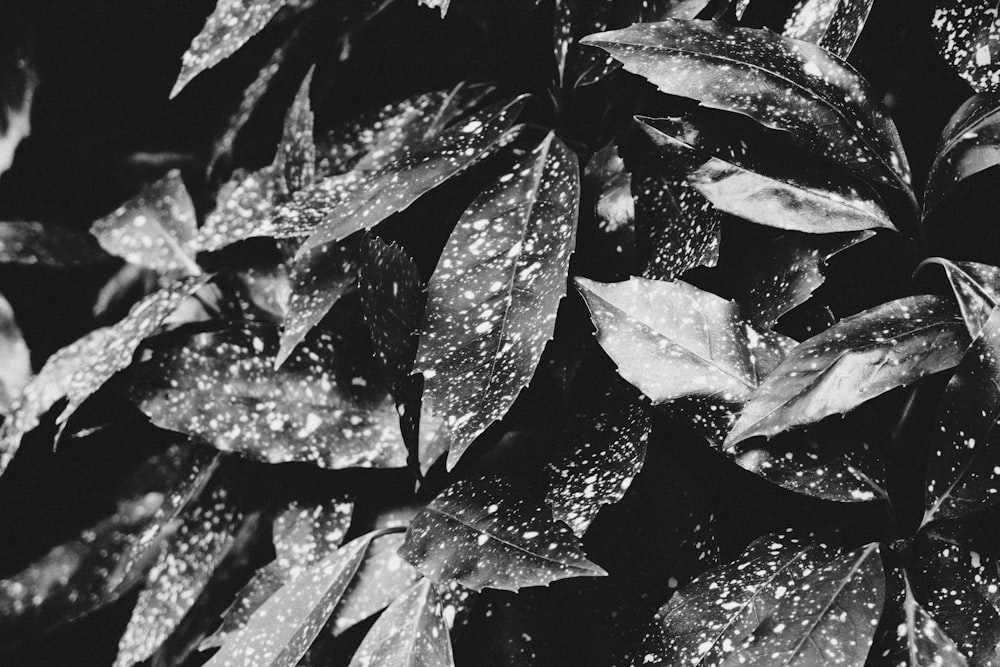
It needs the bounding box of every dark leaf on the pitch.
[727,295,969,445]
[348,578,454,667]
[884,572,968,667]
[782,0,875,59]
[415,132,578,468]
[0,50,34,177]
[293,95,529,253]
[90,170,202,276]
[632,532,884,666]
[581,19,914,195]
[398,476,606,593]
[636,115,896,235]
[0,275,210,475]
[203,530,387,667]
[920,258,1000,338]
[130,322,408,469]
[930,0,1000,94]
[925,93,1000,217]
[0,221,108,266]
[0,289,30,415]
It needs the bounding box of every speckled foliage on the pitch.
[931,0,1000,94]
[783,0,875,59]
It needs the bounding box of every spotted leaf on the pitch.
[636,115,896,235]
[0,275,210,475]
[398,476,606,593]
[925,93,1000,218]
[0,290,30,416]
[415,132,579,468]
[727,295,969,446]
[581,19,914,196]
[632,532,884,666]
[203,530,388,667]
[348,578,455,667]
[277,68,316,196]
[920,258,1000,340]
[881,572,969,667]
[90,170,201,276]
[0,221,107,266]
[930,1,1000,94]
[294,95,528,254]
[782,0,875,59]
[130,322,408,469]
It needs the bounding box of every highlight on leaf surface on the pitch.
[930,0,1000,94]
[399,476,607,592]
[782,0,875,59]
[918,257,1000,339]
[0,289,30,416]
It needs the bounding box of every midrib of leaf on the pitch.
[146,221,202,276]
[937,105,1000,166]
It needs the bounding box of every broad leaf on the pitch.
[930,1,1000,94]
[581,19,914,195]
[349,578,455,667]
[783,0,875,59]
[0,275,209,475]
[0,290,30,415]
[171,0,313,98]
[0,221,107,266]
[632,532,884,666]
[727,295,969,445]
[925,93,1000,217]
[90,170,201,276]
[294,95,528,254]
[415,132,579,468]
[204,530,386,667]
[882,572,968,667]
[130,322,408,470]
[398,476,606,592]
[636,115,895,234]
[919,258,1000,340]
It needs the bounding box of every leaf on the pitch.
[924,93,1000,217]
[919,258,1000,340]
[581,19,914,195]
[782,0,875,59]
[348,578,455,667]
[415,132,579,468]
[632,532,884,666]
[0,275,210,475]
[884,573,968,667]
[0,290,30,415]
[583,141,635,277]
[636,115,896,235]
[0,50,35,177]
[930,1,1000,94]
[738,231,875,329]
[130,322,408,470]
[417,0,451,17]
[90,170,202,276]
[171,0,313,98]
[545,388,651,536]
[0,221,108,266]
[201,496,355,649]
[113,466,247,667]
[277,68,316,196]
[293,95,528,254]
[203,530,385,667]
[398,476,606,593]
[726,295,969,446]
[197,166,286,252]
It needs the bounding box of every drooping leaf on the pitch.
[782,0,875,59]
[0,275,210,475]
[636,115,896,235]
[90,170,202,276]
[130,322,408,470]
[203,530,387,667]
[415,132,579,468]
[348,578,455,667]
[398,476,606,592]
[930,1,1000,94]
[0,290,30,415]
[924,93,1000,217]
[632,532,884,666]
[726,295,969,446]
[113,465,247,667]
[883,572,969,667]
[738,230,875,329]
[0,221,108,266]
[171,0,313,98]
[581,19,914,195]
[294,95,529,254]
[201,496,355,649]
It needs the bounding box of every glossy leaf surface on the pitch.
[782,0,875,58]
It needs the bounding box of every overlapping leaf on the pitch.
[636,115,895,234]
[783,0,875,59]
[921,258,1000,338]
[727,295,969,445]
[348,578,455,667]
[0,221,107,266]
[398,476,606,592]
[583,141,635,278]
[0,290,30,415]
[632,532,884,666]
[0,275,209,475]
[415,132,578,468]
[130,322,408,469]
[581,19,913,195]
[925,93,1000,217]
[930,0,1000,94]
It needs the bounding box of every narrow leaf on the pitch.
[277,68,316,196]
[930,1,1000,94]
[0,51,35,177]
[783,0,875,59]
